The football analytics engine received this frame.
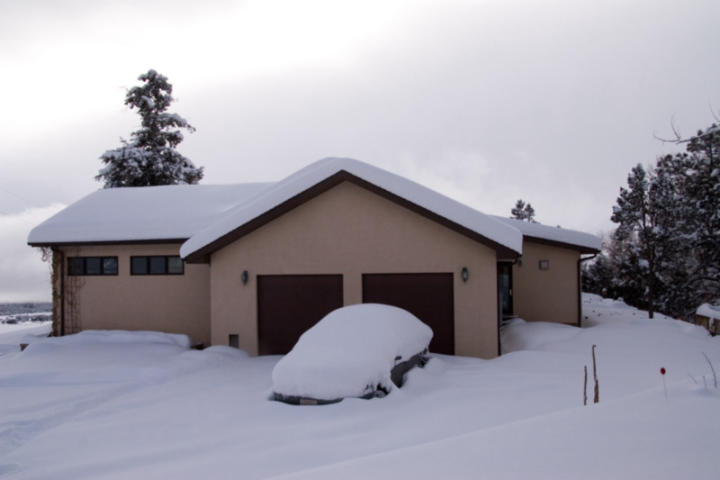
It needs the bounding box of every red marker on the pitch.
[660,367,667,399]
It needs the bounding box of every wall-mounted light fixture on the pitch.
[538,260,549,271]
[461,267,469,282]
[241,270,249,285]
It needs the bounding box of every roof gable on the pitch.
[180,158,524,261]
[182,170,520,262]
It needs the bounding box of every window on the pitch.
[539,259,550,270]
[103,257,118,275]
[149,256,166,274]
[67,257,118,276]
[85,257,101,275]
[68,257,85,276]
[130,256,184,275]
[131,256,148,275]
[167,256,184,274]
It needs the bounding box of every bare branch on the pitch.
[709,104,719,123]
[654,116,689,144]
[702,352,717,389]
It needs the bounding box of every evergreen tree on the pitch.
[583,234,628,301]
[582,252,614,296]
[511,199,537,222]
[586,120,720,319]
[611,164,669,318]
[655,124,720,314]
[96,70,203,188]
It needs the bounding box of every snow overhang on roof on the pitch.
[696,303,720,321]
[180,158,524,262]
[27,183,272,246]
[493,216,602,254]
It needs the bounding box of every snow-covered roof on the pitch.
[29,157,601,257]
[493,216,601,253]
[28,183,271,245]
[696,303,720,321]
[179,158,523,259]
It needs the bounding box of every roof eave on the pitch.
[27,238,188,248]
[523,235,601,254]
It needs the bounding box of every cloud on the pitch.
[0,204,65,302]
[1,0,719,239]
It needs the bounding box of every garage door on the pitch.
[362,273,454,355]
[257,274,343,355]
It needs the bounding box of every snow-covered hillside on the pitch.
[0,295,718,479]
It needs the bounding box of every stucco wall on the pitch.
[512,240,580,325]
[210,181,499,358]
[59,244,210,345]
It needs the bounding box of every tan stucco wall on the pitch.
[210,181,499,358]
[512,240,579,325]
[59,244,210,345]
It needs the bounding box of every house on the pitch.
[28,158,601,358]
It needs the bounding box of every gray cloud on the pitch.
[1,0,719,300]
[0,204,64,302]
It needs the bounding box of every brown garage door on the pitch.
[257,274,343,355]
[362,273,454,355]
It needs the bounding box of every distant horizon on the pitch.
[0,301,52,305]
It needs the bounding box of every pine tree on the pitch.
[511,199,537,222]
[588,121,720,318]
[656,124,720,314]
[610,163,671,318]
[96,70,203,188]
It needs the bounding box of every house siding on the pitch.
[210,181,500,358]
[512,240,580,324]
[57,243,210,345]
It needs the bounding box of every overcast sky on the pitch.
[1,0,719,301]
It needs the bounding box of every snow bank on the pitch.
[272,304,433,401]
[0,321,51,356]
[26,329,191,348]
[501,317,580,352]
[277,382,720,480]
[2,294,720,478]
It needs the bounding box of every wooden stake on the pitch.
[583,365,588,406]
[592,344,599,404]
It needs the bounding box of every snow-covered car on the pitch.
[271,304,433,405]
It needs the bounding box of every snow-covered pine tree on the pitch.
[611,163,672,318]
[510,199,537,222]
[658,123,720,314]
[582,252,614,296]
[649,155,690,317]
[96,70,203,188]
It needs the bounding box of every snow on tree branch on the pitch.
[96,69,203,188]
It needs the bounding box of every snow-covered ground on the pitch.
[0,321,51,357]
[1,295,718,479]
